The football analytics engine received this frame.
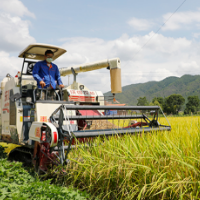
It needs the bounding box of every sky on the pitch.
[0,0,200,92]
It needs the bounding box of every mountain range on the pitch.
[104,75,200,105]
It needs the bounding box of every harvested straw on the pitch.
[86,120,118,130]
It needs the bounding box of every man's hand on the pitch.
[40,81,46,88]
[59,84,65,88]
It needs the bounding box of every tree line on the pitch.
[137,94,200,115]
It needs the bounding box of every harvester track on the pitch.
[8,146,33,166]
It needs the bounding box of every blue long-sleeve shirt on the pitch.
[32,60,62,89]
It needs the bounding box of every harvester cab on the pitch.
[0,43,171,174]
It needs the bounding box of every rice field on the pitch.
[58,116,200,200]
[2,116,200,199]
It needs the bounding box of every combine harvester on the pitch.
[0,44,171,173]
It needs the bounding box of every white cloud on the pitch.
[127,17,153,31]
[178,61,199,73]
[55,32,200,93]
[0,51,21,78]
[162,9,200,31]
[127,9,200,32]
[0,0,35,18]
[0,13,36,52]
[193,32,200,39]
[0,0,35,81]
[0,0,36,52]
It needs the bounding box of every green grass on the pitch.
[0,147,90,200]
[48,116,200,200]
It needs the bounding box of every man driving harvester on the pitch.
[32,50,64,100]
[33,49,64,90]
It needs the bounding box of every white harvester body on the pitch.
[0,43,121,146]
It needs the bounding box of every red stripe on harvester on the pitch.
[53,132,57,143]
